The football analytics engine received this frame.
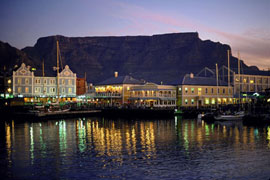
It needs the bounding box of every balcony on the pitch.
[95,92,121,98]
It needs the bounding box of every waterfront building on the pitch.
[233,73,270,98]
[76,77,87,95]
[12,63,76,101]
[94,72,144,106]
[174,73,233,107]
[129,82,176,108]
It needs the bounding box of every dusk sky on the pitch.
[0,0,269,69]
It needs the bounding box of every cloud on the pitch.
[110,1,270,69]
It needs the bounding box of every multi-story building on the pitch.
[233,73,270,97]
[174,73,233,107]
[12,63,76,101]
[95,73,144,106]
[76,77,87,95]
[129,82,176,108]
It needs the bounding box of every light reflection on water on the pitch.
[1,117,270,179]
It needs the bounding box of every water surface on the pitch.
[1,117,270,179]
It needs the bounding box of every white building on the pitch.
[12,63,76,98]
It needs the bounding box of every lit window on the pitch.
[7,88,12,93]
[68,88,72,93]
[179,87,182,92]
[25,87,29,93]
[243,79,247,83]
[205,98,209,105]
[185,87,188,93]
[127,86,130,90]
[18,78,21,84]
[185,99,188,104]
[191,88,194,93]
[7,79,11,84]
[250,80,254,84]
[198,88,202,96]
[191,99,194,104]
[68,80,72,85]
[18,87,21,93]
[211,98,215,104]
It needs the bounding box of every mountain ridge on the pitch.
[0,32,260,83]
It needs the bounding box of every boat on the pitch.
[174,109,183,115]
[214,111,245,121]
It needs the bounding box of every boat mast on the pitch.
[56,41,60,100]
[238,51,241,105]
[216,63,219,108]
[42,59,45,95]
[227,50,230,103]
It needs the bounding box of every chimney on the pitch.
[190,73,194,78]
[114,71,118,78]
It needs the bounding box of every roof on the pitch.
[182,75,228,86]
[95,75,145,85]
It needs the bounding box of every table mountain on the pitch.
[1,32,259,83]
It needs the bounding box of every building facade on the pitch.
[76,78,87,95]
[12,63,76,99]
[129,83,176,108]
[176,73,233,107]
[233,73,270,96]
[94,74,144,106]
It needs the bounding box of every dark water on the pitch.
[1,117,270,180]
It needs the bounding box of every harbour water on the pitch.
[1,117,270,180]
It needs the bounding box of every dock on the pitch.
[10,110,101,120]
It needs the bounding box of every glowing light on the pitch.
[7,79,11,84]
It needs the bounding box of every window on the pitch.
[191,88,194,93]
[25,78,29,84]
[178,87,182,92]
[198,88,202,96]
[185,87,188,93]
[17,78,21,85]
[25,87,29,93]
[211,98,215,104]
[205,98,209,105]
[68,80,72,85]
[50,79,55,84]
[62,79,65,85]
[185,99,188,104]
[62,88,65,93]
[18,87,21,93]
[250,80,254,84]
[51,88,55,93]
[35,79,41,84]
[211,88,214,94]
[44,79,47,84]
[191,99,194,104]
[44,87,47,93]
[35,87,40,93]
[68,88,72,93]
[218,88,220,94]
[205,88,208,94]
[223,88,225,94]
